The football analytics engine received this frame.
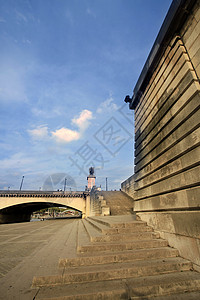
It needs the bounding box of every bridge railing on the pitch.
[0,190,89,198]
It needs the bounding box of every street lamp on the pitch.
[64,178,67,192]
[106,177,108,191]
[20,176,24,191]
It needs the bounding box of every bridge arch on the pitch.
[0,191,90,224]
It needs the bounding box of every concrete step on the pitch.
[102,226,153,235]
[35,273,200,300]
[30,213,200,300]
[142,291,200,300]
[88,216,147,229]
[92,231,160,242]
[109,205,133,215]
[129,271,200,299]
[114,225,153,234]
[84,218,157,241]
[78,238,168,253]
[84,217,109,233]
[59,247,179,267]
[76,220,91,249]
[86,217,153,236]
[95,215,137,222]
[32,257,192,287]
[35,279,128,299]
[34,271,200,299]
[82,219,103,242]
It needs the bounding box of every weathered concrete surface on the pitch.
[33,215,200,299]
[137,211,200,268]
[0,215,200,299]
[0,219,76,300]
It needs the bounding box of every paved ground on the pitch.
[0,219,78,300]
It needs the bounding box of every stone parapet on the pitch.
[121,174,135,198]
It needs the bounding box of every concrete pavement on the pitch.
[0,219,78,300]
[1,215,200,299]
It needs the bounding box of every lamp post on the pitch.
[64,178,67,192]
[106,177,108,191]
[20,176,24,191]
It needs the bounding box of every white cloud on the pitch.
[29,109,93,144]
[97,96,119,114]
[52,109,93,143]
[72,109,93,132]
[51,128,80,143]
[27,125,49,140]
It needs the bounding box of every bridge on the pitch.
[0,190,90,224]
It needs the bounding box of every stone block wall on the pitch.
[121,174,135,198]
[122,1,200,269]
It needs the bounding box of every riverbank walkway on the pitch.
[1,213,200,299]
[0,219,76,299]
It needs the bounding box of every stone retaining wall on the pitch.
[121,174,135,198]
[122,0,200,269]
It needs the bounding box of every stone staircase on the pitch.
[100,191,134,215]
[33,215,200,299]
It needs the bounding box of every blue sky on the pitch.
[0,0,172,191]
